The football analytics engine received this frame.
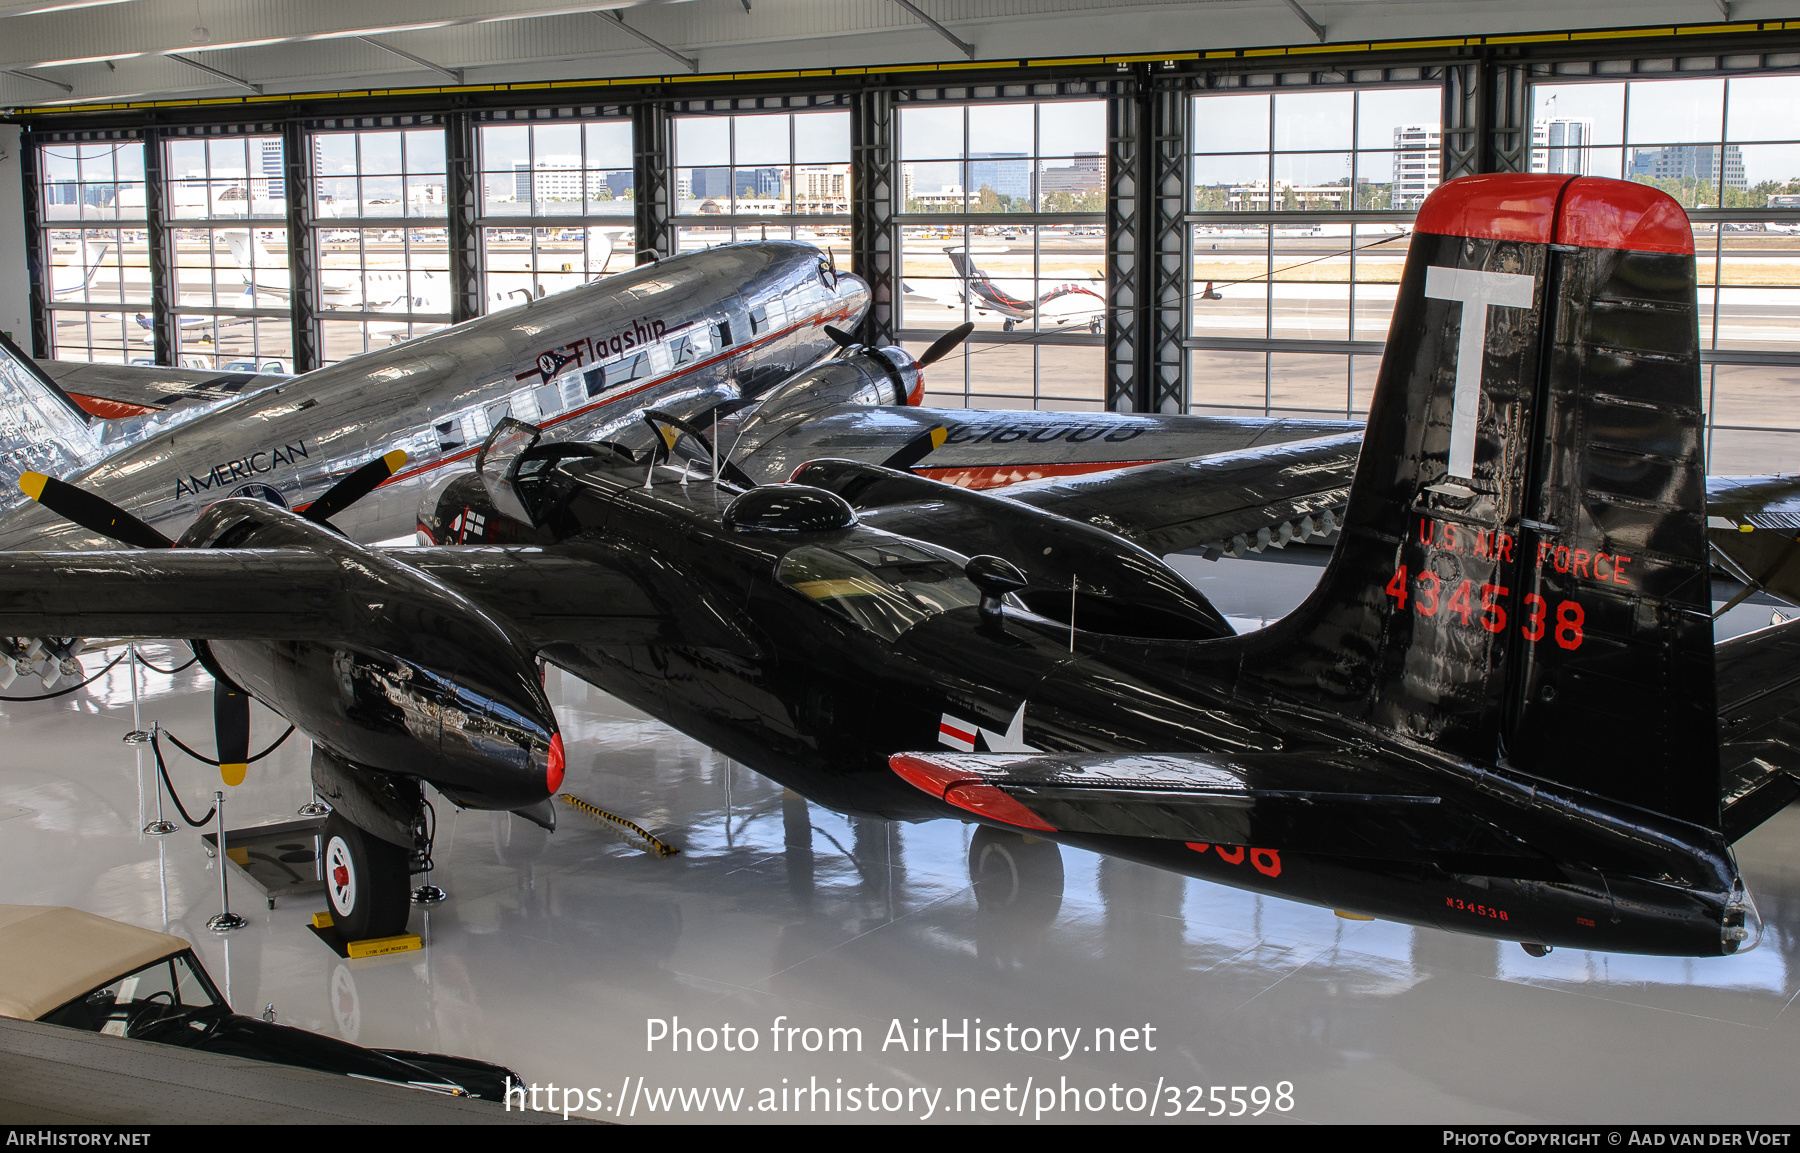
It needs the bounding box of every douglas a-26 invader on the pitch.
[4,174,1798,959]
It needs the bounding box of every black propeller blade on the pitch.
[880,425,949,472]
[214,680,251,787]
[916,322,974,368]
[303,449,408,526]
[823,324,858,349]
[18,472,173,549]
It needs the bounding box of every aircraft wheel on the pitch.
[1002,319,1015,332]
[322,813,411,941]
[1089,317,1102,335]
[968,825,1064,924]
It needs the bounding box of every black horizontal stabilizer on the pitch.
[1717,616,1800,841]
[891,750,1551,866]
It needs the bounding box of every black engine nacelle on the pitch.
[180,498,562,810]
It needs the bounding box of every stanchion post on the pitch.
[123,643,150,745]
[143,720,175,836]
[207,790,246,932]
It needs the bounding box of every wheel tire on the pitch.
[968,826,1065,925]
[322,813,411,942]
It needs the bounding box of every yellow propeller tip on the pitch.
[17,472,46,501]
[1740,523,1756,533]
[382,449,409,473]
[220,762,247,787]
[929,427,948,449]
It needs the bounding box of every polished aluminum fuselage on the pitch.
[0,243,867,550]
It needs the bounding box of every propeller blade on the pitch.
[214,679,250,787]
[18,472,173,549]
[916,322,974,368]
[302,450,408,526]
[823,324,857,348]
[881,426,949,472]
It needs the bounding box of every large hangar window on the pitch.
[478,115,634,307]
[671,110,852,262]
[309,127,450,363]
[895,100,1106,410]
[1186,85,1440,421]
[37,140,150,365]
[1527,75,1800,473]
[163,134,294,373]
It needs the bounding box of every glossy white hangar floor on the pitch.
[1,552,1798,1126]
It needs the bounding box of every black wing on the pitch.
[888,749,1558,873]
[0,546,666,649]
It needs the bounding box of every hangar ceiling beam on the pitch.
[593,10,697,74]
[0,68,68,92]
[357,36,462,84]
[886,0,973,60]
[1279,0,1326,44]
[166,53,259,93]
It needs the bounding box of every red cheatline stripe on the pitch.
[939,721,976,744]
[914,459,1164,490]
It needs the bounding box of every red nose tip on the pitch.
[546,733,565,793]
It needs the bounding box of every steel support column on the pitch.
[20,141,47,358]
[142,127,175,366]
[444,110,481,324]
[1144,78,1188,413]
[633,102,673,262]
[1444,57,1528,179]
[1488,59,1529,174]
[1443,61,1483,182]
[282,121,319,374]
[1105,78,1142,411]
[851,87,894,346]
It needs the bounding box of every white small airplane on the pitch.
[906,246,1107,334]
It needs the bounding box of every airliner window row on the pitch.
[431,322,727,454]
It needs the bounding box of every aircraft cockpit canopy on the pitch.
[777,541,983,642]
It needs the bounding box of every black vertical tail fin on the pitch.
[1247,174,1718,829]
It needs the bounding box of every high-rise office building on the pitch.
[1391,125,1443,207]
[1530,118,1595,176]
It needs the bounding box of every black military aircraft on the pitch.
[4,173,1797,959]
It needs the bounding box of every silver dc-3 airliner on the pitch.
[0,242,870,551]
